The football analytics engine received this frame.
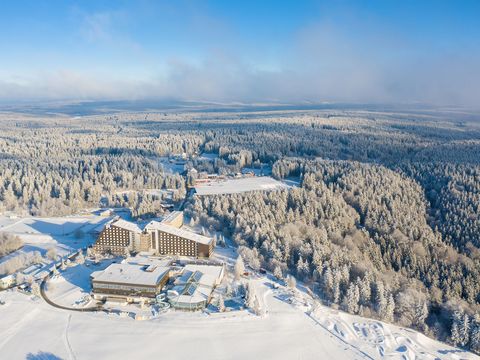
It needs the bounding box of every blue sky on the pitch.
[0,0,479,105]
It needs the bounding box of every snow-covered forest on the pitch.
[1,108,479,354]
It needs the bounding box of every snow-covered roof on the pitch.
[145,222,213,245]
[193,265,222,286]
[169,265,224,306]
[125,255,172,268]
[111,219,142,233]
[161,211,183,225]
[91,263,169,287]
[176,265,223,287]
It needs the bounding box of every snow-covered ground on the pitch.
[194,176,289,196]
[0,276,477,359]
[281,176,301,187]
[1,264,477,359]
[0,225,477,359]
[0,215,113,275]
[0,215,112,250]
[45,259,117,309]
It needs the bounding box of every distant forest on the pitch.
[0,109,479,353]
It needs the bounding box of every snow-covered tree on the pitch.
[245,281,256,308]
[470,315,480,354]
[46,247,57,261]
[451,312,462,346]
[234,255,245,280]
[414,300,429,328]
[323,267,334,299]
[450,310,470,347]
[459,313,471,347]
[358,276,371,305]
[31,282,40,297]
[217,295,225,312]
[286,275,297,290]
[273,265,283,280]
[346,283,360,314]
[385,293,395,322]
[226,283,233,297]
[296,256,309,279]
[253,295,264,316]
[375,282,387,319]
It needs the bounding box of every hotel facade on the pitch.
[93,212,214,258]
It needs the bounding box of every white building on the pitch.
[91,262,170,302]
[168,264,224,310]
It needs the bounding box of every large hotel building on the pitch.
[93,211,214,258]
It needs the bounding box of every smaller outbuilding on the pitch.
[168,264,224,311]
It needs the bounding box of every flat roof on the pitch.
[125,255,172,268]
[194,176,288,196]
[91,263,169,287]
[183,264,223,285]
[146,222,213,245]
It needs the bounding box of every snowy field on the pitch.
[0,224,477,359]
[44,259,118,309]
[194,176,289,196]
[0,215,113,274]
[0,274,476,360]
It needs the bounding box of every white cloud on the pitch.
[0,20,479,107]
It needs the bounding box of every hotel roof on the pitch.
[169,264,224,305]
[161,211,183,224]
[91,263,169,287]
[111,219,142,233]
[145,222,213,245]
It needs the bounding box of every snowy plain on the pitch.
[0,214,113,276]
[0,274,477,360]
[1,257,478,359]
[194,176,289,196]
[0,216,478,360]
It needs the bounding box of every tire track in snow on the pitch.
[63,313,77,360]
